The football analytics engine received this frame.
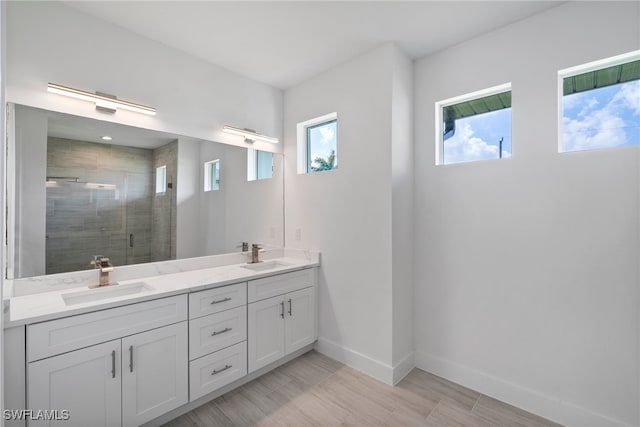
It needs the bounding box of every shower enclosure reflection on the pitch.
[45,138,177,274]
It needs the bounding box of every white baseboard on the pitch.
[314,337,415,386]
[314,337,395,384]
[392,351,414,385]
[415,351,629,427]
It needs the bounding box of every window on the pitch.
[204,159,220,192]
[155,165,166,194]
[559,51,640,153]
[436,83,512,165]
[296,112,338,174]
[247,149,273,181]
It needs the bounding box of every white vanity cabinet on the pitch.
[27,295,188,427]
[28,339,122,427]
[188,283,248,401]
[9,264,319,426]
[248,269,316,372]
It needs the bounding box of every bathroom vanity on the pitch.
[3,249,319,427]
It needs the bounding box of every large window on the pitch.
[559,51,640,153]
[436,84,512,165]
[296,112,338,174]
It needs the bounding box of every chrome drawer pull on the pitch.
[210,297,232,305]
[211,327,232,337]
[280,301,285,319]
[288,299,292,316]
[129,345,134,373]
[111,350,116,378]
[211,364,232,376]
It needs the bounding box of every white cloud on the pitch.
[319,125,335,145]
[444,122,509,164]
[613,80,640,116]
[563,81,639,152]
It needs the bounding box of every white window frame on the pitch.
[296,112,338,174]
[435,82,512,166]
[155,165,166,194]
[204,159,220,192]
[557,50,640,153]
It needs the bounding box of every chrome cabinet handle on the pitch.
[210,297,231,305]
[288,299,292,316]
[280,301,285,319]
[211,364,232,376]
[111,350,116,378]
[211,327,232,337]
[129,345,134,373]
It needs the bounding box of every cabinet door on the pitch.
[248,296,285,373]
[28,340,121,427]
[284,287,316,355]
[121,322,188,427]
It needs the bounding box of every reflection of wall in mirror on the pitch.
[14,105,47,277]
[176,142,283,259]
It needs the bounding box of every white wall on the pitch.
[413,2,639,425]
[284,43,413,384]
[391,47,414,382]
[6,1,283,154]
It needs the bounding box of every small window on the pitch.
[247,149,273,181]
[436,83,512,165]
[296,112,338,174]
[204,159,220,192]
[559,51,640,153]
[155,165,166,194]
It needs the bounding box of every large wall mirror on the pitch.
[6,103,284,279]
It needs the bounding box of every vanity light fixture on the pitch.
[47,83,156,116]
[223,125,278,144]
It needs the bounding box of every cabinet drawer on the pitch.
[27,295,187,362]
[189,282,246,319]
[248,268,315,303]
[189,341,247,401]
[189,306,247,360]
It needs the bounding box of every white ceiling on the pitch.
[44,107,185,149]
[64,1,563,90]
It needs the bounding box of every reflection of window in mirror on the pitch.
[204,159,220,191]
[247,149,273,181]
[155,165,167,194]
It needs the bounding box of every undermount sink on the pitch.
[62,282,154,306]
[241,261,290,272]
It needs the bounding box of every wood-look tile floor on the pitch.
[163,351,562,427]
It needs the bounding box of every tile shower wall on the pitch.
[151,140,178,261]
[46,138,154,274]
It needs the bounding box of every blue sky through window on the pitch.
[308,120,337,171]
[443,108,512,164]
[562,80,640,152]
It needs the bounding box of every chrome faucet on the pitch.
[250,244,264,264]
[91,255,115,287]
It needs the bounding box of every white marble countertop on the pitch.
[6,249,319,327]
